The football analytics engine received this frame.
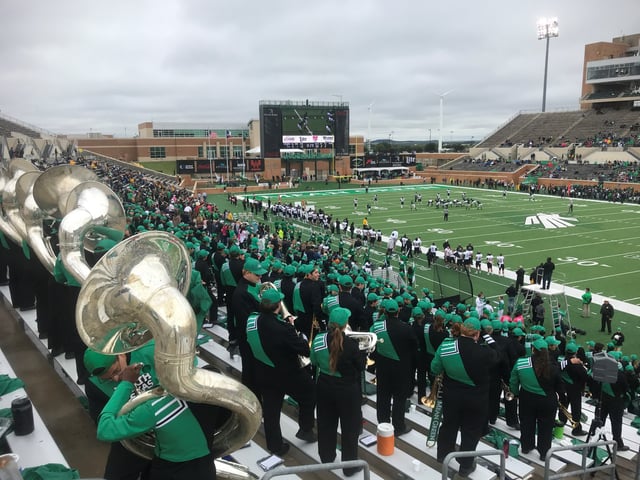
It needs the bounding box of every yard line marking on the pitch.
[564,270,640,285]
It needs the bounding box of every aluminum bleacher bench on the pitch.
[0,344,68,468]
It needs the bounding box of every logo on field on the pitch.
[524,213,577,229]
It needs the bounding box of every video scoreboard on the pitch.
[260,101,349,158]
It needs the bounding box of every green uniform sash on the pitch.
[246,313,274,367]
[513,357,546,395]
[293,282,305,313]
[310,332,341,377]
[371,320,399,361]
[322,295,340,314]
[220,262,236,287]
[424,324,437,355]
[437,339,475,386]
[602,382,615,397]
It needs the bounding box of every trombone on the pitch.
[501,380,515,402]
[420,374,443,408]
[260,282,310,368]
[557,402,579,429]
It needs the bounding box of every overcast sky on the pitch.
[1,1,639,142]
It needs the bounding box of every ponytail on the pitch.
[329,323,345,372]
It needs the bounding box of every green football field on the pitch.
[220,184,640,355]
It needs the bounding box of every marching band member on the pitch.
[370,299,418,436]
[230,257,266,399]
[246,288,316,456]
[311,307,365,477]
[431,317,498,477]
[558,342,589,436]
[510,339,565,460]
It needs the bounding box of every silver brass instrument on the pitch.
[59,180,126,284]
[421,373,443,408]
[0,159,39,244]
[344,327,379,353]
[28,165,100,273]
[557,402,579,429]
[501,380,515,402]
[76,232,262,460]
[259,281,311,368]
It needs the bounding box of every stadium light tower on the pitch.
[437,90,453,153]
[537,17,559,113]
[367,101,375,152]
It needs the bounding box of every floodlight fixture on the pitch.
[537,17,559,112]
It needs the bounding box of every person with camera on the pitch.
[311,307,365,477]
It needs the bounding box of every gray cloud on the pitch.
[1,0,638,141]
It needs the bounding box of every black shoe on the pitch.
[0,281,9,286]
[572,428,588,436]
[38,331,48,340]
[456,464,476,478]
[344,466,364,477]
[507,422,521,431]
[20,304,36,311]
[618,445,630,452]
[521,448,532,455]
[270,442,290,456]
[396,426,412,437]
[50,347,64,357]
[295,428,317,443]
[64,351,75,360]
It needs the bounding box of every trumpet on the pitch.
[501,380,515,402]
[557,402,579,429]
[421,374,443,408]
[259,282,310,368]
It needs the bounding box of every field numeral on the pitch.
[557,256,610,267]
[427,228,453,234]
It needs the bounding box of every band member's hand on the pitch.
[121,363,143,383]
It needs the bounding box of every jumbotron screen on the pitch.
[260,102,349,158]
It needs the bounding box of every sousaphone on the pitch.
[1,159,39,244]
[28,165,100,273]
[58,180,126,284]
[76,232,261,468]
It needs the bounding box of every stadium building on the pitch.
[2,33,640,191]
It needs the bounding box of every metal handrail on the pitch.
[542,439,617,480]
[441,449,506,480]
[260,459,370,480]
